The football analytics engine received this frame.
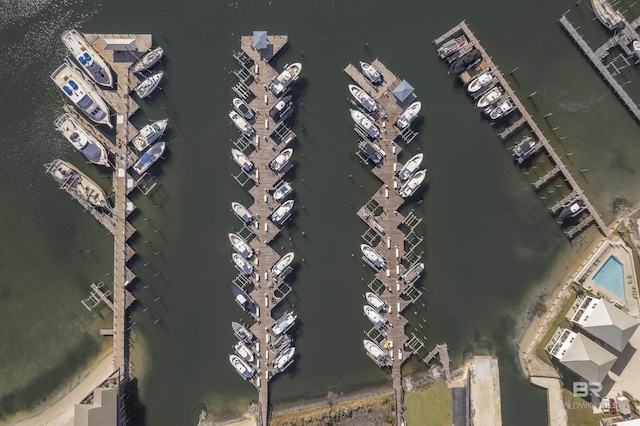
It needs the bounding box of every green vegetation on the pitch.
[563,389,599,426]
[403,380,451,426]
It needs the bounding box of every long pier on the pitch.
[345,60,426,426]
[434,21,611,239]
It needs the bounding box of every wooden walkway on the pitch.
[435,21,611,239]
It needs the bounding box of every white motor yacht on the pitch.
[272,347,295,372]
[131,119,168,152]
[396,153,423,182]
[229,111,255,137]
[229,354,255,380]
[132,142,166,175]
[232,321,254,344]
[270,199,294,224]
[269,63,302,97]
[363,305,387,329]
[270,252,294,277]
[234,340,255,364]
[398,169,426,198]
[363,339,390,367]
[232,253,254,276]
[273,181,293,202]
[272,311,297,336]
[233,98,255,120]
[360,244,386,269]
[228,233,253,259]
[467,70,494,93]
[396,101,421,130]
[54,113,109,167]
[61,29,113,87]
[232,202,254,224]
[270,148,293,172]
[350,109,380,139]
[348,84,378,113]
[476,86,503,108]
[366,292,388,312]
[359,61,382,84]
[231,148,254,172]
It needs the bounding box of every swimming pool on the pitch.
[593,255,626,299]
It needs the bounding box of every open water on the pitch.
[2,0,640,424]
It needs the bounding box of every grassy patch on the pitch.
[403,380,451,426]
[534,291,578,365]
[563,389,600,426]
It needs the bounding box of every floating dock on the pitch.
[434,21,611,240]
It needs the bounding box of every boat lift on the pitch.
[368,277,388,294]
[405,334,425,356]
[232,169,253,187]
[365,325,387,346]
[400,283,423,304]
[81,282,110,311]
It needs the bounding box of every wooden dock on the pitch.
[435,21,611,239]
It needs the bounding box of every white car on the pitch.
[601,399,610,413]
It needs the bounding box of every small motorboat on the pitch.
[437,35,468,59]
[488,97,517,120]
[512,136,538,164]
[232,321,254,344]
[366,292,388,312]
[272,311,297,336]
[476,86,503,108]
[228,232,253,259]
[234,340,255,364]
[135,71,164,98]
[396,101,422,130]
[231,284,257,315]
[360,244,386,269]
[558,198,587,221]
[232,253,254,276]
[359,61,382,85]
[350,109,380,139]
[270,199,294,224]
[233,98,255,121]
[272,347,296,372]
[54,113,110,167]
[269,63,302,97]
[396,153,423,182]
[363,340,390,367]
[229,354,255,380]
[401,262,424,283]
[132,141,166,174]
[229,111,255,137]
[269,148,293,173]
[348,84,378,113]
[273,181,293,202]
[269,334,293,354]
[363,305,387,329]
[399,169,426,198]
[61,29,113,87]
[132,47,164,73]
[270,252,294,277]
[231,148,254,172]
[232,202,254,224]
[467,70,494,93]
[131,119,168,152]
[268,95,293,122]
[634,40,640,59]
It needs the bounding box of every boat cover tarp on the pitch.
[393,80,415,102]
[253,31,268,50]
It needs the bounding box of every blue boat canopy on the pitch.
[63,86,73,96]
[252,31,268,50]
[393,80,415,102]
[78,55,86,65]
[69,80,79,90]
[140,152,152,163]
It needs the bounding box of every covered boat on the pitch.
[448,48,481,75]
[231,284,257,315]
[361,244,386,269]
[270,199,294,224]
[366,292,388,312]
[132,47,164,73]
[54,113,109,167]
[359,61,382,84]
[231,148,254,172]
[272,347,295,372]
[229,111,255,137]
[131,119,168,152]
[135,71,164,98]
[270,252,294,277]
[348,84,378,113]
[396,153,423,182]
[363,340,391,367]
[51,62,112,128]
[232,202,254,224]
[269,63,302,97]
[488,97,517,120]
[476,86,503,108]
[364,305,387,329]
[269,95,293,122]
[467,70,494,93]
[401,262,424,283]
[228,232,253,259]
[399,169,426,198]
[269,334,293,354]
[396,101,421,130]
[270,148,293,173]
[233,98,255,120]
[350,109,380,139]
[61,29,113,87]
[512,136,537,163]
[272,311,297,336]
[229,354,255,380]
[232,321,254,344]
[234,340,255,364]
[273,181,293,202]
[558,199,587,221]
[232,253,254,276]
[47,159,111,210]
[132,141,166,174]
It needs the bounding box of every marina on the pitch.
[434,21,610,239]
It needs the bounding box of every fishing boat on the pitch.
[512,136,537,163]
[135,71,164,98]
[273,181,293,202]
[363,305,387,329]
[272,311,297,336]
[359,61,382,85]
[448,49,481,75]
[228,233,253,259]
[363,340,390,367]
[229,111,255,137]
[360,244,386,269]
[270,199,294,224]
[132,47,164,73]
[272,347,296,372]
[269,333,293,354]
[591,0,624,30]
[366,292,388,312]
[488,97,517,120]
[232,321,254,344]
[269,63,302,97]
[396,101,422,130]
[350,109,380,139]
[61,29,113,87]
[47,159,111,210]
[130,119,168,152]
[54,113,109,167]
[234,340,255,364]
[270,252,294,277]
[396,153,423,182]
[51,62,112,128]
[231,284,257,315]
[229,354,255,380]
[132,141,165,174]
[401,262,424,283]
[348,84,378,113]
[231,148,254,172]
[558,198,587,221]
[467,70,494,93]
[233,98,255,120]
[269,95,293,122]
[232,253,254,276]
[399,169,426,198]
[270,148,293,172]
[476,86,503,109]
[437,35,468,59]
[232,202,254,224]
